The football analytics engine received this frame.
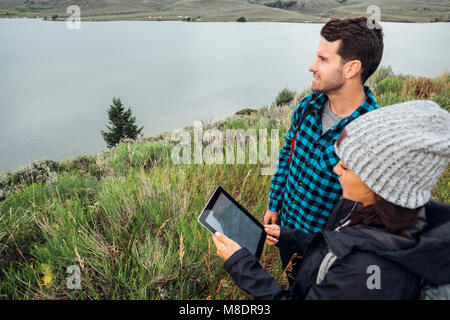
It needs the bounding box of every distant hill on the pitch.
[254,0,341,13]
[0,0,448,22]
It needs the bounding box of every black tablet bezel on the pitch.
[198,185,265,260]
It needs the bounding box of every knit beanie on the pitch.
[334,100,450,209]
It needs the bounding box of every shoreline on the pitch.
[1,16,449,24]
[1,15,449,24]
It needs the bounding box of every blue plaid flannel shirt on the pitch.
[268,86,379,234]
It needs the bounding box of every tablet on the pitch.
[198,186,265,259]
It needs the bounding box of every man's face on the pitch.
[309,38,345,93]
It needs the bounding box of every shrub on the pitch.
[376,92,413,107]
[376,77,405,96]
[225,117,254,130]
[0,160,59,201]
[434,87,449,111]
[275,88,295,106]
[235,108,258,116]
[102,142,172,177]
[236,16,246,22]
[58,155,103,179]
[366,65,395,89]
[402,77,444,99]
[49,171,99,205]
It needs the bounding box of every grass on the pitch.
[0,66,448,299]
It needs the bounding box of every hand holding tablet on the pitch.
[212,232,242,261]
[198,186,266,259]
[264,224,280,245]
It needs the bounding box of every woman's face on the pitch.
[333,160,375,206]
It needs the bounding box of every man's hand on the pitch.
[263,209,279,225]
[264,224,280,245]
[212,232,242,261]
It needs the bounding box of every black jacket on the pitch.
[223,199,450,300]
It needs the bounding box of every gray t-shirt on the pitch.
[321,100,344,133]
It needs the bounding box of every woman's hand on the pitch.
[212,232,242,261]
[263,209,279,225]
[264,224,280,245]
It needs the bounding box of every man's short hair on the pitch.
[320,16,384,84]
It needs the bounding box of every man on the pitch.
[263,17,384,270]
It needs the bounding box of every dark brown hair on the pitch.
[320,17,384,84]
[347,194,418,234]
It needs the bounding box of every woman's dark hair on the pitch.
[347,194,418,234]
[320,16,384,84]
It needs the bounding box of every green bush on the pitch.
[235,108,258,116]
[103,142,172,177]
[236,16,246,22]
[434,87,449,111]
[275,88,295,106]
[376,92,413,107]
[366,65,395,89]
[376,77,405,96]
[48,171,98,206]
[58,155,103,179]
[225,117,256,130]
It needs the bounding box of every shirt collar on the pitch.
[310,85,379,132]
[310,85,378,114]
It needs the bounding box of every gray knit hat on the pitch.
[334,100,450,209]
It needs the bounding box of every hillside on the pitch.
[0,0,448,22]
[252,0,341,13]
[0,66,448,299]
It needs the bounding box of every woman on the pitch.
[212,100,450,299]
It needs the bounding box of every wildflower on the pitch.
[42,274,53,288]
[39,263,54,288]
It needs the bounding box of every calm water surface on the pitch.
[0,19,449,172]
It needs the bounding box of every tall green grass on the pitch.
[0,157,282,299]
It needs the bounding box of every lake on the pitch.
[0,19,449,172]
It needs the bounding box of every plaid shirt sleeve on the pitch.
[267,98,308,212]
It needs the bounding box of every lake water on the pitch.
[0,19,449,172]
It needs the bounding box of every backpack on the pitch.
[418,200,450,300]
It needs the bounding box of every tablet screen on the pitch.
[199,187,264,259]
